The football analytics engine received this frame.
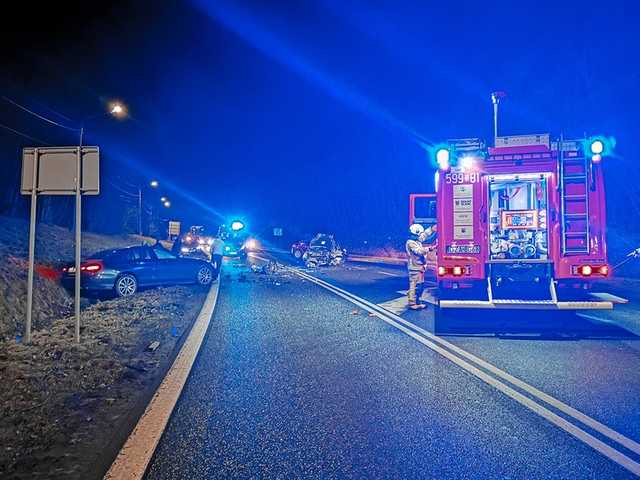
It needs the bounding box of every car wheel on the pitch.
[293,249,302,259]
[197,265,214,285]
[115,274,137,297]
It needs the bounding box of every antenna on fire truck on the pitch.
[491,91,507,146]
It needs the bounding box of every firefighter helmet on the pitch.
[409,224,425,236]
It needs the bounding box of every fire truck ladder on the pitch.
[559,143,590,255]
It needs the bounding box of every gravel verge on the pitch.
[0,285,208,480]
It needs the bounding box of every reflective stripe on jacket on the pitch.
[406,238,428,271]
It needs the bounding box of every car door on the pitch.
[131,247,157,286]
[152,246,183,284]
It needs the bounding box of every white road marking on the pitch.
[288,267,640,477]
[589,292,629,304]
[104,280,221,480]
[378,270,400,277]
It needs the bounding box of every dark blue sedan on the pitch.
[61,245,214,297]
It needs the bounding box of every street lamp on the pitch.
[110,102,127,117]
[80,100,128,145]
[136,180,164,235]
[72,100,127,343]
[163,200,171,208]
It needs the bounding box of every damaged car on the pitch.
[302,233,346,268]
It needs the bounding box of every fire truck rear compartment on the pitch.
[488,174,549,262]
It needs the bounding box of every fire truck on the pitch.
[410,132,621,311]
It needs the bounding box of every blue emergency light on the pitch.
[230,220,245,231]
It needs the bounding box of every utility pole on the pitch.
[74,125,84,344]
[138,185,143,235]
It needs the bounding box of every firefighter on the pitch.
[406,224,430,310]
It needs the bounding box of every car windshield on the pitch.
[310,235,333,248]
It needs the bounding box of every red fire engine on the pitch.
[410,132,620,310]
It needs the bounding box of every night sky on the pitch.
[2,0,639,244]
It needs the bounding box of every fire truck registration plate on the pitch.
[446,245,480,254]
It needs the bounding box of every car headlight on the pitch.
[244,239,258,250]
[181,247,189,253]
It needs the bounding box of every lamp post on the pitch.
[491,91,506,146]
[73,101,127,342]
[138,179,160,236]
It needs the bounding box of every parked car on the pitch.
[61,244,214,297]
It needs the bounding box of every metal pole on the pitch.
[25,148,39,344]
[491,93,499,145]
[74,126,84,343]
[138,186,143,236]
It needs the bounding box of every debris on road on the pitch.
[146,340,161,352]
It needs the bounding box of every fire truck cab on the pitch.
[410,133,618,310]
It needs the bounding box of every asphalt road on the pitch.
[144,254,640,479]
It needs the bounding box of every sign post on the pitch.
[21,146,99,343]
[74,144,82,343]
[24,148,39,344]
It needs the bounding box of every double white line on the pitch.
[290,266,640,477]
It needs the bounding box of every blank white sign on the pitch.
[21,146,100,195]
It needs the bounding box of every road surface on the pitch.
[143,253,640,479]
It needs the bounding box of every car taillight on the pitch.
[80,261,103,274]
[598,265,609,276]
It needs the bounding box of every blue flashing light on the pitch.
[584,135,615,159]
[230,220,245,231]
[590,140,604,155]
[435,148,450,170]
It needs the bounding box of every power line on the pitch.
[0,122,54,145]
[29,98,75,123]
[106,178,138,197]
[2,96,79,132]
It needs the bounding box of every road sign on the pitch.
[22,147,99,195]
[21,146,100,344]
[168,221,181,236]
[273,227,283,237]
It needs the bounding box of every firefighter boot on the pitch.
[408,271,426,309]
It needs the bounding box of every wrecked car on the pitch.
[302,234,346,268]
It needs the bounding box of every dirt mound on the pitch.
[0,256,72,340]
[0,216,143,340]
